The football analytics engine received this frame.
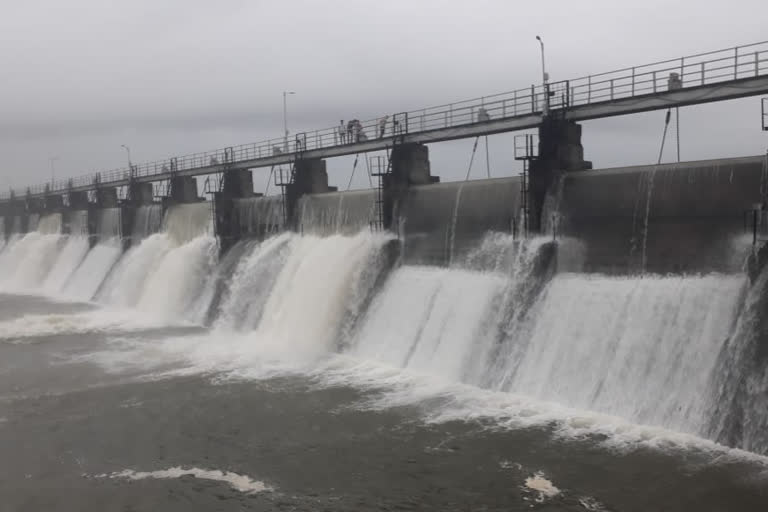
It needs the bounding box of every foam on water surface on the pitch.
[99,467,271,494]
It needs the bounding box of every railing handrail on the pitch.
[2,39,767,201]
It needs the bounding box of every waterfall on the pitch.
[132,204,164,240]
[60,208,124,301]
[251,232,392,357]
[99,203,217,323]
[213,233,293,331]
[0,214,63,292]
[63,239,124,301]
[493,273,746,436]
[42,235,91,294]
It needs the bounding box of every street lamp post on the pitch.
[49,156,59,186]
[535,35,549,116]
[283,91,295,152]
[121,144,132,170]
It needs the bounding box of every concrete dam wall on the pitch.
[557,155,767,274]
[2,153,768,455]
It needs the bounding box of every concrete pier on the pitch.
[529,119,591,232]
[214,169,256,253]
[285,159,337,230]
[382,143,438,231]
[168,176,201,204]
[120,182,158,249]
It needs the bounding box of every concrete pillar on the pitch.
[381,143,438,231]
[95,188,118,208]
[529,119,592,232]
[68,191,91,210]
[169,176,201,203]
[119,182,157,249]
[5,200,26,235]
[285,159,337,229]
[214,169,256,254]
[127,182,155,204]
[44,194,64,212]
[86,188,119,247]
[26,197,45,214]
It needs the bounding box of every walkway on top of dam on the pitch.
[4,40,768,202]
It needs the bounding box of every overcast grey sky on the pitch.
[1,0,767,192]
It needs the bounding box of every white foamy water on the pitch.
[352,266,506,381]
[134,235,217,322]
[96,205,219,324]
[101,234,176,308]
[213,233,293,331]
[499,273,746,435]
[0,233,63,291]
[254,232,391,357]
[42,235,91,293]
[63,239,123,301]
[0,214,65,293]
[100,467,270,494]
[524,472,561,502]
[0,310,165,342]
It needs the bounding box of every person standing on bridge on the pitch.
[339,120,346,144]
[378,115,389,138]
[347,120,355,143]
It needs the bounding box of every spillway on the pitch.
[1,161,767,456]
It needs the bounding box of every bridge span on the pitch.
[2,40,767,203]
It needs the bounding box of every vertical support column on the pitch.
[528,119,591,232]
[382,143,436,232]
[214,169,255,254]
[121,182,155,249]
[284,159,336,230]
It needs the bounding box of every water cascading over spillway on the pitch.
[100,202,217,323]
[351,235,551,385]
[491,273,747,435]
[0,214,64,292]
[131,204,164,242]
[42,210,91,294]
[210,230,393,358]
[347,231,760,445]
[63,208,123,301]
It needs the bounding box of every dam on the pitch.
[2,37,768,505]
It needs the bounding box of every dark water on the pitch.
[0,294,767,511]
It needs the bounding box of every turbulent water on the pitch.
[0,203,767,510]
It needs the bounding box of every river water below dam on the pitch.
[0,205,767,510]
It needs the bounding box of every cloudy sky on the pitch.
[1,0,767,193]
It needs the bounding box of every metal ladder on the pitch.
[369,155,389,230]
[514,133,539,237]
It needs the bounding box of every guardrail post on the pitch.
[756,51,760,77]
[630,69,634,96]
[610,79,614,100]
[734,47,739,79]
[530,85,535,112]
[701,62,705,85]
[653,71,657,93]
[502,99,506,117]
[680,57,685,83]
[513,90,517,115]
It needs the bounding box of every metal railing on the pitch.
[3,40,767,201]
[763,98,768,131]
